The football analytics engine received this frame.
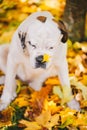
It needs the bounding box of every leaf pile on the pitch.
[0,42,87,130]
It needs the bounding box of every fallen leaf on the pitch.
[35,110,59,130]
[19,120,41,130]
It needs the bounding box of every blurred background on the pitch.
[0,0,87,44]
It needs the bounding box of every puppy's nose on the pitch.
[36,55,43,63]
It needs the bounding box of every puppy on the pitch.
[0,11,80,111]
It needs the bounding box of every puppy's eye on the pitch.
[32,44,36,49]
[28,41,36,49]
[49,47,54,50]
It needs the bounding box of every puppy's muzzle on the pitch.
[35,55,46,69]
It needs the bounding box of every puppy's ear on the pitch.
[58,20,68,43]
[18,31,27,50]
[53,19,68,43]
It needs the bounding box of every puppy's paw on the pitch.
[11,92,17,100]
[0,92,17,111]
[0,101,10,111]
[67,98,81,111]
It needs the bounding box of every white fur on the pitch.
[0,11,80,111]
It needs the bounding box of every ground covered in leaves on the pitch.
[0,42,87,130]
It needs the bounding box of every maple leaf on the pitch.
[35,110,59,130]
[19,120,41,130]
[43,99,63,114]
[12,95,30,108]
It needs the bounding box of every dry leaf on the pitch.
[70,76,87,100]
[12,95,30,107]
[35,110,59,130]
[53,86,63,99]
[19,120,41,130]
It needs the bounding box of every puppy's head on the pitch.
[18,12,68,70]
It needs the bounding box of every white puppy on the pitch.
[0,11,80,111]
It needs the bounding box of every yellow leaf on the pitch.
[35,110,59,129]
[81,75,87,85]
[70,76,87,100]
[79,126,87,130]
[16,80,21,94]
[21,6,37,13]
[35,110,51,126]
[60,108,76,124]
[19,120,41,130]
[67,39,72,48]
[73,113,87,126]
[12,95,30,107]
[73,42,82,50]
[50,114,59,126]
[53,86,63,99]
[42,54,50,62]
[44,99,62,114]
[45,77,60,85]
[81,100,87,108]
[62,85,73,104]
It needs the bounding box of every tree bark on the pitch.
[63,0,87,42]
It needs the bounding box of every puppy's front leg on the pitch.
[30,78,43,91]
[58,59,80,110]
[29,73,50,91]
[0,54,17,110]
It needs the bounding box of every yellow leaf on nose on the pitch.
[42,54,50,62]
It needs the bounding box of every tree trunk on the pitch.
[63,0,87,42]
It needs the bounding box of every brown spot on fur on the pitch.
[37,16,47,23]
